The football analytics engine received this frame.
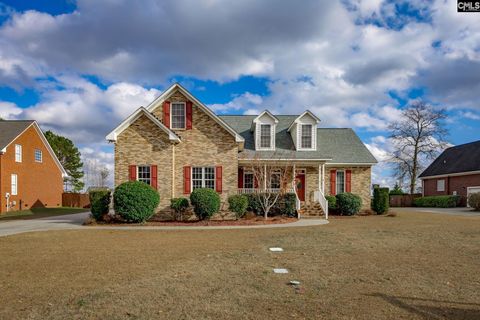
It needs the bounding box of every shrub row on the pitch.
[413,195,460,208]
[244,193,296,217]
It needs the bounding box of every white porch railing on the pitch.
[314,190,329,220]
[237,188,295,194]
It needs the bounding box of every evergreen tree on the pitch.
[44,130,85,192]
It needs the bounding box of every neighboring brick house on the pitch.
[107,83,377,216]
[0,120,67,213]
[419,140,480,206]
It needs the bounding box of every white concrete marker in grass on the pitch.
[273,268,289,274]
[269,247,284,252]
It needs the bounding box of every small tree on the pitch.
[245,155,293,219]
[389,101,449,194]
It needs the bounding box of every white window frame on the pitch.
[243,171,254,189]
[170,102,186,130]
[300,124,313,149]
[259,124,272,149]
[269,170,281,190]
[11,174,18,196]
[137,165,152,186]
[336,170,346,194]
[191,167,216,190]
[15,144,22,163]
[34,149,43,163]
[437,179,445,192]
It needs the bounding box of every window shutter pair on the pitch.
[329,169,352,195]
[128,165,157,189]
[163,100,193,129]
[183,166,222,194]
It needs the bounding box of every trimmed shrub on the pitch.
[190,188,221,220]
[389,184,404,195]
[244,193,297,217]
[413,195,460,208]
[467,193,480,210]
[336,193,362,216]
[325,195,337,210]
[89,188,111,220]
[170,197,189,220]
[228,194,249,218]
[372,187,389,215]
[113,181,160,222]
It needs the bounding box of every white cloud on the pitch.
[208,92,263,113]
[0,101,22,119]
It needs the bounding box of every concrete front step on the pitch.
[299,203,324,217]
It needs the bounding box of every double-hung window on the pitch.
[15,144,22,162]
[192,167,215,190]
[260,124,271,148]
[336,170,345,194]
[35,149,43,163]
[171,102,186,129]
[270,171,281,190]
[301,124,313,149]
[437,179,445,192]
[11,174,18,195]
[137,166,151,185]
[244,172,254,189]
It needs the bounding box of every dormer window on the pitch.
[260,124,271,148]
[301,124,313,149]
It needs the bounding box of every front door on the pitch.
[295,170,306,201]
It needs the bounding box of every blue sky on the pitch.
[0,0,479,188]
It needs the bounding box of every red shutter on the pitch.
[183,166,191,194]
[129,165,136,181]
[186,100,193,130]
[216,166,223,193]
[163,101,170,128]
[346,169,352,193]
[330,170,336,195]
[238,168,244,188]
[151,165,158,189]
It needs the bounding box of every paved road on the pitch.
[394,207,480,217]
[0,212,328,237]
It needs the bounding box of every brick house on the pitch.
[107,83,377,216]
[0,120,67,213]
[419,140,480,206]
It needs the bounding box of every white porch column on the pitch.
[322,163,325,193]
[318,164,321,193]
[264,164,267,190]
[292,164,296,190]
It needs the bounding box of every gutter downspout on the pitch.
[172,143,175,199]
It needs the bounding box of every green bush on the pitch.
[228,195,249,218]
[244,193,297,216]
[325,195,337,209]
[170,197,189,220]
[89,188,111,220]
[389,184,404,195]
[336,193,362,216]
[372,187,389,215]
[190,188,221,220]
[113,181,160,222]
[468,193,480,210]
[413,195,460,208]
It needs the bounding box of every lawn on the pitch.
[0,207,86,221]
[0,210,479,319]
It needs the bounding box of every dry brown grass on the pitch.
[0,210,479,319]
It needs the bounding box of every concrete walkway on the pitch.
[0,212,328,237]
[394,207,480,217]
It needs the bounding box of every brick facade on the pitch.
[325,166,372,210]
[0,125,64,213]
[423,174,480,206]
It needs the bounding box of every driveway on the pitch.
[394,207,480,217]
[0,211,328,237]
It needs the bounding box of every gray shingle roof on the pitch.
[419,140,480,178]
[219,115,377,163]
[0,120,35,150]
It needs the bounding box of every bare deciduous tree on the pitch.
[389,101,449,194]
[99,167,110,187]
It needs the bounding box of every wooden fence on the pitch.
[389,194,422,207]
[62,193,90,208]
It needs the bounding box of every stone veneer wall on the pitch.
[114,114,173,212]
[324,166,372,210]
[151,90,238,207]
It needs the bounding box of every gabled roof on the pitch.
[145,83,244,143]
[251,110,279,131]
[0,120,67,176]
[220,115,377,163]
[287,110,321,132]
[419,140,480,178]
[106,107,181,142]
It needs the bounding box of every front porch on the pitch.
[237,161,329,219]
